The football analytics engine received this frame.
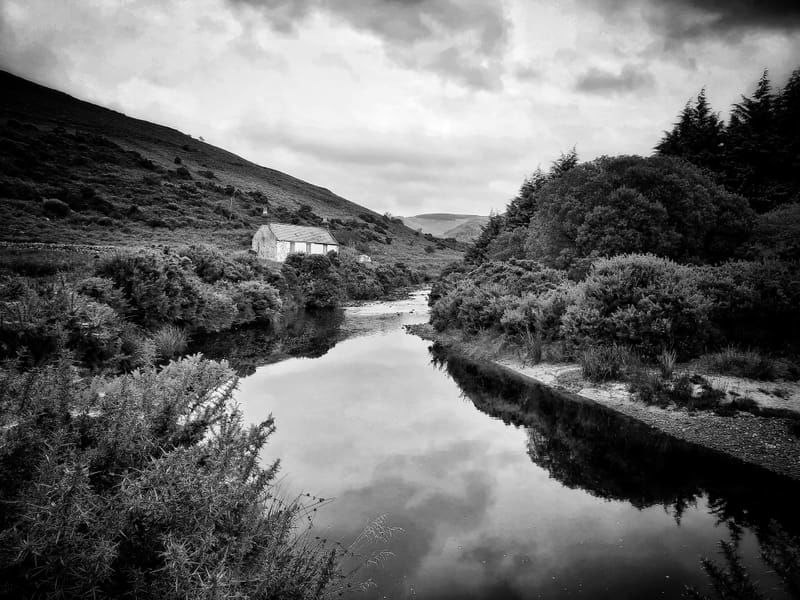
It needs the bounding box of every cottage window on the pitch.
[289,242,296,253]
[323,244,328,253]
[306,243,312,253]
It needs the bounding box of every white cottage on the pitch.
[251,223,339,262]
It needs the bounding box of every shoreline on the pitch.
[407,323,800,482]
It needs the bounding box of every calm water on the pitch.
[234,290,800,599]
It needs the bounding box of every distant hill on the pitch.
[0,70,462,267]
[401,213,489,242]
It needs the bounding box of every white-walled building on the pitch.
[251,223,339,262]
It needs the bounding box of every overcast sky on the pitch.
[2,0,799,216]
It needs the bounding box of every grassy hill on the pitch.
[401,213,488,241]
[0,70,462,268]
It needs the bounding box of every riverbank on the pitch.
[408,323,800,481]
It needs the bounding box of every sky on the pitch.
[1,0,799,216]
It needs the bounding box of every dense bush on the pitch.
[0,356,345,599]
[97,251,204,328]
[0,280,123,369]
[430,260,566,335]
[561,255,711,359]
[693,260,800,350]
[525,155,754,269]
[283,253,342,309]
[42,197,71,217]
[230,280,282,325]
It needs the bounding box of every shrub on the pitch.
[580,344,631,381]
[195,287,237,333]
[699,347,798,381]
[0,280,123,369]
[561,254,711,360]
[0,356,346,599]
[77,276,129,314]
[96,251,204,328]
[230,280,282,325]
[283,254,342,309]
[176,244,262,284]
[658,349,677,379]
[152,325,188,360]
[693,260,800,350]
[118,325,156,371]
[42,197,71,217]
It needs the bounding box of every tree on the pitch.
[656,89,724,174]
[523,155,754,269]
[724,71,779,211]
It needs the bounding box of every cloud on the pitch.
[592,0,800,43]
[574,64,656,95]
[226,0,511,89]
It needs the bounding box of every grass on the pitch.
[700,347,799,381]
[580,344,633,381]
[658,349,677,379]
[153,325,188,361]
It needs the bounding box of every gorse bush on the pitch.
[561,254,711,360]
[0,279,123,369]
[97,250,204,328]
[0,356,346,599]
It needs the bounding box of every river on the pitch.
[229,290,799,599]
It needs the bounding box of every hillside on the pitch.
[401,213,488,241]
[0,71,462,267]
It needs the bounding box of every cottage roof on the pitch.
[265,223,338,244]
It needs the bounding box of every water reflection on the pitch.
[190,307,344,376]
[430,345,800,533]
[233,295,800,599]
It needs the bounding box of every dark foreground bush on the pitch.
[0,356,346,599]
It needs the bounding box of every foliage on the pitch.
[176,244,267,284]
[524,155,754,269]
[746,203,800,261]
[693,260,800,351]
[561,255,712,360]
[0,279,123,369]
[96,250,204,328]
[152,325,188,361]
[699,347,799,381]
[42,197,70,217]
[580,344,632,381]
[430,260,566,335]
[283,253,342,309]
[659,68,800,212]
[229,280,282,326]
[0,356,345,599]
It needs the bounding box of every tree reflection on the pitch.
[190,308,345,376]
[429,343,800,535]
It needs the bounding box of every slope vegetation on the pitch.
[0,71,461,267]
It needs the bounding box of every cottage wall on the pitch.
[252,226,278,260]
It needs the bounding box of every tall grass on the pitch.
[700,347,798,381]
[153,325,188,361]
[580,344,632,381]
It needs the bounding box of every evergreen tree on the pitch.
[724,70,779,211]
[656,89,724,173]
[773,68,800,205]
